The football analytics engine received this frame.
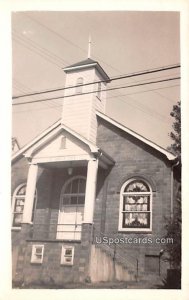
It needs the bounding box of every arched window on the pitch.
[12,183,37,228]
[57,176,86,240]
[76,77,83,94]
[119,178,152,231]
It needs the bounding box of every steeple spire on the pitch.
[87,35,91,58]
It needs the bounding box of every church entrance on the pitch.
[56,176,86,240]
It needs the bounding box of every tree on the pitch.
[168,101,181,156]
[163,101,181,288]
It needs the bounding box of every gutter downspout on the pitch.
[171,160,179,219]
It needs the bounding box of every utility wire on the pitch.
[13,64,180,99]
[13,76,180,106]
[106,84,179,100]
[13,79,61,112]
[13,83,179,113]
[12,30,69,67]
[13,36,62,69]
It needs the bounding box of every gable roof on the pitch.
[12,112,176,164]
[12,119,99,163]
[96,111,176,161]
[63,58,111,82]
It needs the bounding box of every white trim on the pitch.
[63,63,97,72]
[96,111,176,161]
[118,178,152,232]
[59,175,86,204]
[57,176,86,240]
[11,183,26,228]
[63,61,111,82]
[31,244,44,264]
[60,245,74,266]
[11,183,37,229]
[22,164,38,224]
[83,159,99,223]
[12,119,61,162]
[12,121,99,163]
[32,154,92,164]
[24,126,62,158]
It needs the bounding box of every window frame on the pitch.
[118,178,152,232]
[60,245,74,266]
[11,183,37,230]
[31,244,44,264]
[60,175,86,207]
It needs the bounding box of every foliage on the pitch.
[163,101,181,288]
[164,191,181,270]
[168,101,181,156]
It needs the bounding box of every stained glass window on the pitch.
[12,184,37,228]
[119,179,152,231]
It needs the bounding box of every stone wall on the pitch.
[96,118,172,275]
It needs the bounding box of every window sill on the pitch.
[11,227,21,231]
[118,229,152,234]
[60,263,73,266]
[26,238,81,243]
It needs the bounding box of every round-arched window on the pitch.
[119,178,152,231]
[12,184,37,228]
[76,77,84,94]
[60,176,86,206]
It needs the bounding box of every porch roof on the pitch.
[11,119,115,167]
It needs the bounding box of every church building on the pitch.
[11,56,178,288]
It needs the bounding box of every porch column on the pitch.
[83,159,98,223]
[22,163,38,224]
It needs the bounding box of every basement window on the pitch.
[61,246,74,266]
[31,245,44,264]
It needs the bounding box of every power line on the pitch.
[13,79,61,112]
[14,13,180,114]
[13,83,179,114]
[12,30,69,67]
[13,64,180,99]
[25,13,87,54]
[12,76,180,106]
[106,84,179,100]
[13,36,62,69]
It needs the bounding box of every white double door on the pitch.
[56,205,84,240]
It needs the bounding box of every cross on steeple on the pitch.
[88,35,91,58]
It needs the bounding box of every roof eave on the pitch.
[96,111,177,162]
[63,62,111,83]
[12,120,99,163]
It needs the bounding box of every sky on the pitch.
[12,11,180,149]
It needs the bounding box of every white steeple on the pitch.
[61,58,110,143]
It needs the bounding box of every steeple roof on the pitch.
[63,58,111,82]
[65,58,97,68]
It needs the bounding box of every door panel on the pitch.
[56,206,84,240]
